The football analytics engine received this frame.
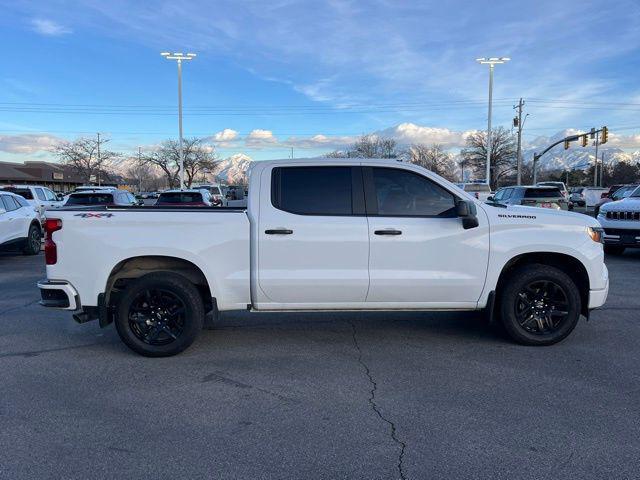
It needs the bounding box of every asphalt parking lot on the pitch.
[1,252,639,480]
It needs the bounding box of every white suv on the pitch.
[0,191,42,255]
[0,185,63,220]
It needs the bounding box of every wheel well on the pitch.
[495,252,590,317]
[104,256,213,323]
[30,220,42,233]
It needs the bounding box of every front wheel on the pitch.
[115,272,204,357]
[499,264,581,346]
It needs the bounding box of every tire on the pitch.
[499,264,581,346]
[604,245,625,255]
[22,223,41,255]
[114,272,204,357]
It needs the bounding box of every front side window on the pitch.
[272,166,353,215]
[493,189,505,201]
[44,189,57,201]
[370,168,455,217]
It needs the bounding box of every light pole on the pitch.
[476,57,510,187]
[161,51,196,190]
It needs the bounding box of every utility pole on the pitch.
[600,152,605,187]
[593,131,600,187]
[513,98,526,185]
[138,147,142,192]
[97,132,101,186]
[291,147,294,159]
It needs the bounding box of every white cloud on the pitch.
[245,129,278,148]
[376,123,474,148]
[30,18,72,36]
[213,128,239,142]
[0,134,62,154]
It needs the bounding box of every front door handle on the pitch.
[265,229,293,235]
[374,229,402,236]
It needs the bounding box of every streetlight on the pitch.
[476,57,510,187]
[161,51,197,190]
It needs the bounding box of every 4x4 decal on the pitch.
[74,213,114,218]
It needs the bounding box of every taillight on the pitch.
[44,218,62,265]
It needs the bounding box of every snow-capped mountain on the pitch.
[523,129,640,171]
[213,154,253,184]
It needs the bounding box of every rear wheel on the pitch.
[499,264,581,346]
[604,245,625,255]
[22,224,41,255]
[115,272,204,357]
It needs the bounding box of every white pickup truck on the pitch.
[38,159,609,357]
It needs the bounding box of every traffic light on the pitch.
[513,117,519,127]
[601,126,608,144]
[564,139,570,150]
[590,128,596,139]
[581,135,588,147]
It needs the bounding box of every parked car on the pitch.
[594,184,638,217]
[489,186,569,210]
[194,184,224,206]
[155,189,213,206]
[455,182,493,202]
[537,181,569,199]
[597,186,640,254]
[64,190,139,207]
[0,191,42,255]
[137,191,159,200]
[38,158,608,357]
[570,187,608,209]
[0,184,64,220]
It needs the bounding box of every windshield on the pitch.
[613,186,636,199]
[66,193,114,205]
[464,184,491,192]
[631,186,640,198]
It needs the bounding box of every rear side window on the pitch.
[2,187,34,200]
[272,166,354,215]
[525,188,562,198]
[66,193,114,205]
[370,167,455,217]
[157,192,203,203]
[14,196,30,208]
[35,188,46,201]
[1,195,19,212]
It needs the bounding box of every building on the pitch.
[0,161,93,192]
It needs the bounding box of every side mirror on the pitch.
[456,200,479,229]
[487,196,494,202]
[56,193,64,201]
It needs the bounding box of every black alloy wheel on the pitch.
[128,289,186,346]
[515,280,569,335]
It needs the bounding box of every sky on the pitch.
[1,0,640,163]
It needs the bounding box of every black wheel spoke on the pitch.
[515,279,570,335]
[128,288,186,346]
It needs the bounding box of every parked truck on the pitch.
[38,158,609,356]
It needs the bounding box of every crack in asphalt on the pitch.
[0,341,115,358]
[0,299,39,318]
[349,320,407,480]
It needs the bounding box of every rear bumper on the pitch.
[37,280,80,310]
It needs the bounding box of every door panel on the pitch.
[365,166,489,305]
[257,165,370,305]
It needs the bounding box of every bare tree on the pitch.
[143,138,219,188]
[52,137,120,183]
[325,134,399,159]
[406,143,456,180]
[459,127,516,189]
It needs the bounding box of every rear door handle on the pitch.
[374,229,402,236]
[265,229,293,235]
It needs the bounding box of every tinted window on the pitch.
[156,192,204,204]
[35,188,46,201]
[503,188,513,200]
[464,184,491,192]
[14,196,30,208]
[272,167,353,215]
[1,195,19,212]
[493,189,505,201]
[2,187,34,199]
[66,193,114,205]
[524,188,562,198]
[371,168,455,217]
